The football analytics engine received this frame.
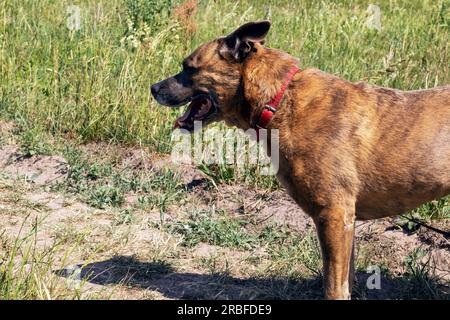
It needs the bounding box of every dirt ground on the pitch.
[0,121,449,299]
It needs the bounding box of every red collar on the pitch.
[255,66,300,137]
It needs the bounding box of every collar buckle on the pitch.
[263,104,277,113]
[254,66,300,134]
[256,105,276,129]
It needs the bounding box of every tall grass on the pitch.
[0,216,85,299]
[1,0,448,150]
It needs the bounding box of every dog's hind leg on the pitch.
[313,204,355,300]
[348,228,356,294]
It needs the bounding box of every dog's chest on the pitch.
[276,158,295,197]
[275,155,315,215]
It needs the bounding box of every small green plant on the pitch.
[19,127,53,157]
[121,0,174,48]
[410,197,450,221]
[87,184,124,208]
[199,255,231,279]
[403,248,443,299]
[169,209,258,249]
[398,214,422,233]
[198,162,280,190]
[125,0,173,28]
[115,208,135,225]
[398,196,450,232]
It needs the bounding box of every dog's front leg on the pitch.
[313,205,355,300]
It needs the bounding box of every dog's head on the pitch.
[150,21,271,131]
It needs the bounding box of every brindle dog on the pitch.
[151,21,450,299]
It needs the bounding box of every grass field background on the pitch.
[1,0,449,149]
[0,0,449,299]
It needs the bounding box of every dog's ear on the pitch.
[220,20,271,62]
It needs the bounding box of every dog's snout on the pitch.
[150,83,160,98]
[151,74,195,107]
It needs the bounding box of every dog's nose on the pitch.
[150,83,159,98]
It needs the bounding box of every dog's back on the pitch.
[323,72,449,218]
[353,83,450,218]
[274,68,450,219]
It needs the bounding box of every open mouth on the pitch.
[174,95,216,130]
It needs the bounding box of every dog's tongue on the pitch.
[174,104,196,128]
[174,98,211,129]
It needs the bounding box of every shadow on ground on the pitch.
[55,256,449,300]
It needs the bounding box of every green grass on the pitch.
[0,217,84,299]
[167,207,323,281]
[410,197,450,221]
[399,197,450,231]
[169,207,323,277]
[169,208,259,249]
[402,248,444,299]
[52,144,186,210]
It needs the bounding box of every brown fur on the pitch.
[151,22,450,299]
